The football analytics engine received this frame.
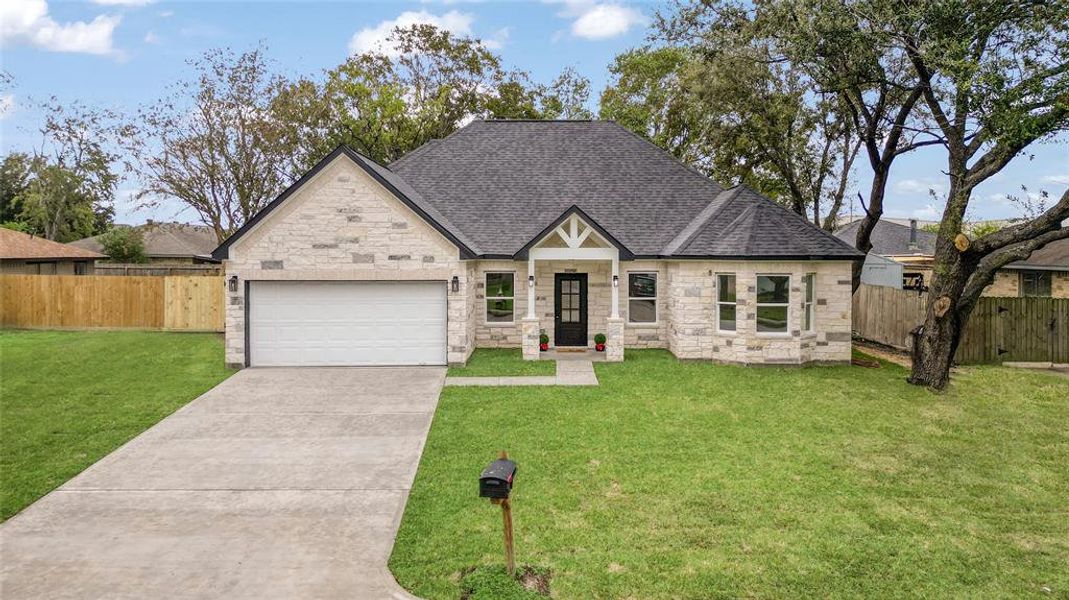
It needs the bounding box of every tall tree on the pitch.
[124,46,299,242]
[657,0,930,273]
[6,101,118,241]
[887,1,1069,389]
[600,47,718,173]
[618,5,862,230]
[276,25,594,173]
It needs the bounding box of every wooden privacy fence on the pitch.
[1,274,224,332]
[852,283,1069,364]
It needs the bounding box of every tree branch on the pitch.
[971,187,1069,254]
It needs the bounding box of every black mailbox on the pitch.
[479,458,517,499]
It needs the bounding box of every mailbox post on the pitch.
[479,451,517,576]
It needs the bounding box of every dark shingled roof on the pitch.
[834,219,937,256]
[390,120,860,259]
[214,120,863,260]
[1005,236,1069,270]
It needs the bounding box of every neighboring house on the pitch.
[212,120,862,369]
[835,219,936,290]
[984,237,1069,298]
[0,228,104,274]
[70,222,220,265]
[836,218,1069,298]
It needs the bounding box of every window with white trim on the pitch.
[802,273,815,332]
[756,274,790,333]
[716,274,736,332]
[485,272,515,323]
[628,273,657,323]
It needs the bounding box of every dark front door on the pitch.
[554,273,588,347]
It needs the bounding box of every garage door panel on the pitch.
[249,281,447,367]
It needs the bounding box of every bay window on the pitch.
[756,274,790,333]
[716,274,736,332]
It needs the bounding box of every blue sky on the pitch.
[1,0,1066,225]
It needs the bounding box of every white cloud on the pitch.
[912,204,942,220]
[548,1,645,40]
[348,10,475,56]
[159,10,173,17]
[0,94,14,120]
[0,0,120,55]
[143,30,158,44]
[894,178,947,196]
[571,3,644,39]
[1041,174,1069,186]
[481,26,510,50]
[91,0,153,5]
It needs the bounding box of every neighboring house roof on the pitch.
[213,120,863,261]
[71,222,219,261]
[0,228,104,260]
[1004,237,1069,271]
[834,219,937,256]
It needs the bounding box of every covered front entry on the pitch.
[519,208,625,361]
[247,280,447,367]
[554,273,588,346]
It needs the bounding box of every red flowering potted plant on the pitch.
[539,332,549,352]
[594,333,606,352]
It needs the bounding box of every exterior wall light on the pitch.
[228,275,238,293]
[612,275,619,288]
[451,275,460,292]
[528,275,535,288]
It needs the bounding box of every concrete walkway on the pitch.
[0,367,443,600]
[445,357,599,387]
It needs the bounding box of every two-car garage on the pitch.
[246,281,448,367]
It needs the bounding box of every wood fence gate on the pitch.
[852,284,1069,364]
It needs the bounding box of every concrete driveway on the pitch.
[0,367,444,599]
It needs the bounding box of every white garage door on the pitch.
[248,281,447,367]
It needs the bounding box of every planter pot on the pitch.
[539,343,549,351]
[595,343,605,352]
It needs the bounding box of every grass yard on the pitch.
[0,330,234,521]
[390,350,1069,599]
[447,348,555,377]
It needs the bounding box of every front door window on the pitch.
[554,273,588,346]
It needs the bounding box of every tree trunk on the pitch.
[850,167,888,292]
[908,185,977,390]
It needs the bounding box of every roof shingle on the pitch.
[1,228,104,260]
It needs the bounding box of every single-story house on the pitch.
[984,237,1069,298]
[0,228,104,275]
[836,218,1068,298]
[835,218,936,290]
[212,120,863,369]
[71,222,220,265]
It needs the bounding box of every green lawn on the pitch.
[0,330,234,521]
[391,350,1069,599]
[447,348,556,377]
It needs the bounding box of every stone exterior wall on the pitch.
[666,260,853,364]
[983,271,1019,297]
[983,270,1069,298]
[222,156,470,368]
[470,259,666,350]
[219,154,852,367]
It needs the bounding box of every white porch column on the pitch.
[610,256,620,319]
[526,257,536,319]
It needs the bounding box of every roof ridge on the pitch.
[662,186,744,255]
[609,121,726,197]
[483,118,599,123]
[736,184,862,254]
